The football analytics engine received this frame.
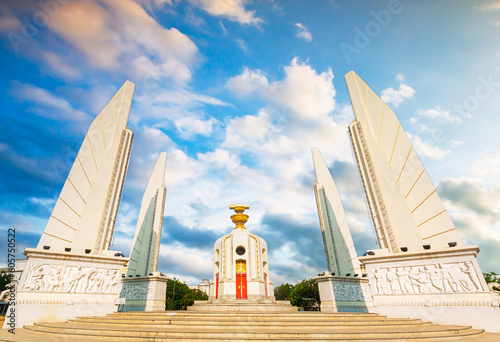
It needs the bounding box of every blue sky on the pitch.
[0,0,499,286]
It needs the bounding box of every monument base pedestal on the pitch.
[3,248,128,329]
[189,300,297,312]
[314,273,372,312]
[359,245,500,332]
[119,273,169,312]
[208,279,275,303]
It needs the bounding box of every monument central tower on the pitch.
[209,204,273,302]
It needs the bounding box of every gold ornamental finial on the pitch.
[230,204,249,230]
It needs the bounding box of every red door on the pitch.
[264,273,268,299]
[236,273,247,299]
[215,274,219,299]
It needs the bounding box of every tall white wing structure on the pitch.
[312,148,362,276]
[345,71,463,252]
[126,153,167,277]
[37,81,135,255]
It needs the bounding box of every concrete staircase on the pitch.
[0,311,491,341]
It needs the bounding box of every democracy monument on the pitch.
[312,71,500,331]
[2,71,500,340]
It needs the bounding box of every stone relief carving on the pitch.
[120,283,152,300]
[333,283,371,302]
[373,261,481,295]
[23,264,119,294]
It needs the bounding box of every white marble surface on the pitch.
[359,246,500,332]
[3,249,128,329]
[315,274,372,312]
[120,274,169,311]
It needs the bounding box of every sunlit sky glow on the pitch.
[1,0,499,286]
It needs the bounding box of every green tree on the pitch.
[192,289,208,301]
[0,272,12,293]
[289,279,320,309]
[483,272,500,284]
[165,278,195,310]
[274,283,294,300]
[483,272,500,291]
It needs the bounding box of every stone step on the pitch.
[3,330,496,342]
[67,318,431,329]
[101,316,397,322]
[113,311,381,318]
[24,322,485,340]
[5,310,492,341]
[108,314,387,320]
[78,315,426,323]
[77,314,428,324]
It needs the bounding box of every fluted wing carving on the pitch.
[345,71,463,251]
[312,148,362,275]
[127,153,167,276]
[37,81,135,254]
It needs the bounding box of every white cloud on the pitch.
[471,151,500,178]
[159,242,213,280]
[0,16,22,32]
[227,68,269,96]
[219,21,228,35]
[222,109,273,152]
[147,0,173,6]
[197,148,241,170]
[438,177,500,221]
[151,88,229,107]
[46,0,199,84]
[136,61,350,262]
[0,144,49,180]
[164,149,204,186]
[125,126,176,190]
[450,140,465,147]
[174,116,217,138]
[335,103,355,124]
[395,73,405,83]
[29,197,56,208]
[407,133,450,160]
[380,83,415,108]
[127,87,228,129]
[235,38,248,53]
[41,51,81,80]
[189,0,262,25]
[295,23,312,42]
[10,81,90,124]
[114,202,139,236]
[437,177,500,271]
[185,7,207,27]
[416,106,464,124]
[478,1,500,11]
[270,58,335,121]
[227,58,335,121]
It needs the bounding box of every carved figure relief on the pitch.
[120,283,153,300]
[23,264,120,294]
[372,262,482,295]
[396,267,413,294]
[333,283,369,302]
